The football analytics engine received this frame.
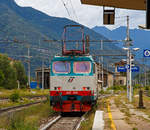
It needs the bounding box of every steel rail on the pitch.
[40,111,90,130]
[0,95,47,101]
[44,39,126,43]
[0,100,46,115]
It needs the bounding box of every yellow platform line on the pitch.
[107,99,117,130]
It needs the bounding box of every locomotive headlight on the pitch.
[82,87,90,90]
[54,86,62,91]
[57,87,61,91]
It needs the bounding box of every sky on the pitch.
[15,0,146,30]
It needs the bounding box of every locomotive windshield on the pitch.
[73,61,91,73]
[53,61,70,73]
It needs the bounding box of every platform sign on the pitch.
[131,66,140,72]
[125,64,130,69]
[117,66,139,72]
[30,81,37,89]
[144,50,150,57]
[117,66,127,72]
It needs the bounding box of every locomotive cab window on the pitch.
[53,61,70,73]
[73,61,91,73]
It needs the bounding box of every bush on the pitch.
[10,91,20,102]
[20,85,27,89]
[99,90,105,94]
[134,84,141,89]
[145,86,150,90]
[107,85,126,91]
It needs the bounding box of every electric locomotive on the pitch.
[50,25,98,112]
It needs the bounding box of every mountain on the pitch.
[0,0,124,77]
[93,26,150,65]
[93,26,112,40]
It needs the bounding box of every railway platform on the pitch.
[92,94,150,130]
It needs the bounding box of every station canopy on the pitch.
[80,0,146,10]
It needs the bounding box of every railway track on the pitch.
[0,100,46,115]
[40,113,86,130]
[0,95,47,101]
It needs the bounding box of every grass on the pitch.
[132,93,150,121]
[114,91,150,125]
[0,89,49,109]
[133,128,138,130]
[0,100,55,130]
[79,97,112,130]
[79,112,95,130]
[0,89,49,98]
[0,97,37,109]
[100,98,112,130]
[113,94,133,125]
[79,103,100,130]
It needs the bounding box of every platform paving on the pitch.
[92,110,104,130]
[109,100,132,130]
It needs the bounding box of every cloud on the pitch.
[15,0,146,29]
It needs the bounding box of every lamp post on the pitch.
[129,49,132,102]
[123,47,140,102]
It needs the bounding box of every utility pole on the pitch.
[27,45,31,88]
[129,50,132,102]
[42,58,44,90]
[144,58,147,86]
[98,57,100,89]
[139,66,141,84]
[125,16,140,102]
[107,62,109,88]
[39,38,45,90]
[126,15,133,102]
[126,15,130,100]
[17,80,20,89]
[101,40,104,89]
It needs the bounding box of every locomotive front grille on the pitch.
[68,95,77,101]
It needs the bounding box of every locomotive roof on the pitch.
[52,55,94,62]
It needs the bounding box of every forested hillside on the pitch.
[0,0,124,77]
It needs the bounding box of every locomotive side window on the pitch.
[53,61,70,73]
[93,63,95,74]
[73,61,91,73]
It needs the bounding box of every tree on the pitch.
[0,54,28,89]
[0,54,17,89]
[0,70,4,87]
[13,61,28,88]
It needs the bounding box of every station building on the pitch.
[96,60,127,91]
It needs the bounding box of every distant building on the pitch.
[35,67,50,89]
[114,61,127,86]
[96,63,114,90]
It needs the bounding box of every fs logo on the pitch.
[68,77,75,83]
[144,50,150,57]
